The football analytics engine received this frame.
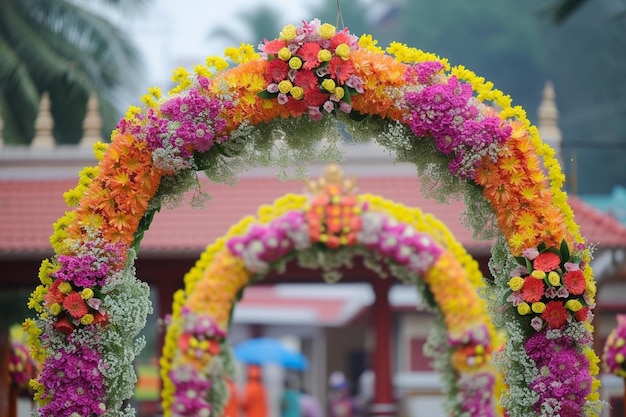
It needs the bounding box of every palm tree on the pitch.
[0,0,145,145]
[547,0,626,23]
[208,5,287,50]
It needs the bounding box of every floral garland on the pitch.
[26,19,602,417]
[603,315,626,378]
[162,188,501,417]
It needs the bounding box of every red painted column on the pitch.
[371,278,396,417]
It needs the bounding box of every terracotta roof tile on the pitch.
[1,177,625,258]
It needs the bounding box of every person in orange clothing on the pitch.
[241,365,268,417]
[223,378,239,417]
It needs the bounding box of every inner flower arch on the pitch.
[26,19,603,417]
[161,175,501,417]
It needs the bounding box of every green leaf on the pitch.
[514,256,527,266]
[341,86,351,105]
[560,239,570,262]
[257,90,277,99]
[537,242,547,252]
[348,110,368,122]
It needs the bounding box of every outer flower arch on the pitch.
[26,19,603,417]
[161,186,502,417]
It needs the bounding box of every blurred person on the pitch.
[299,388,323,417]
[223,378,239,417]
[242,365,268,417]
[327,371,358,417]
[281,375,301,417]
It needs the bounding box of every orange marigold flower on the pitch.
[521,277,545,303]
[563,270,586,295]
[541,301,568,329]
[63,292,88,318]
[533,251,561,272]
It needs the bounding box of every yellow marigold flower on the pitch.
[318,23,336,39]
[318,49,332,62]
[280,24,297,41]
[78,166,99,185]
[148,86,162,99]
[59,282,72,295]
[206,56,229,72]
[194,64,211,79]
[547,271,561,286]
[508,276,524,291]
[289,56,303,70]
[27,285,46,312]
[278,80,293,94]
[63,188,83,207]
[141,94,159,108]
[531,270,546,280]
[358,34,383,53]
[169,67,191,94]
[49,303,62,316]
[92,141,108,161]
[38,259,57,286]
[335,43,351,60]
[321,79,336,92]
[333,87,345,100]
[565,299,583,311]
[278,47,292,61]
[81,288,94,299]
[80,314,94,325]
[290,86,304,100]
[517,302,531,315]
[531,302,546,313]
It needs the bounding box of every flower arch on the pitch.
[161,167,502,417]
[26,19,602,417]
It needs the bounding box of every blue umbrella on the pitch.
[233,337,309,370]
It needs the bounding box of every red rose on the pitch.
[54,316,74,336]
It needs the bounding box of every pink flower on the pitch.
[530,317,544,331]
[522,248,540,260]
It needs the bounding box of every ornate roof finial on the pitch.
[80,91,102,147]
[304,163,357,196]
[31,92,55,148]
[538,80,562,165]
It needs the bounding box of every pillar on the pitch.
[371,278,395,417]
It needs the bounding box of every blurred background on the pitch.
[1,1,625,416]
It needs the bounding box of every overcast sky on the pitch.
[124,0,320,92]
